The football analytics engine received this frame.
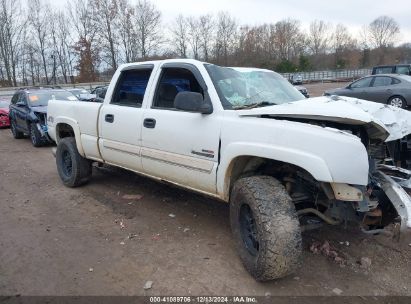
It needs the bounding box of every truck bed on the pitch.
[47,100,103,160]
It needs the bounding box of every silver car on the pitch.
[324,74,411,108]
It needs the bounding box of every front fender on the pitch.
[52,117,85,157]
[217,137,369,200]
[217,142,333,198]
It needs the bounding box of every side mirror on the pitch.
[16,101,26,107]
[174,91,213,114]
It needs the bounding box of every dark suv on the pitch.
[372,64,411,76]
[90,86,108,102]
[9,88,77,147]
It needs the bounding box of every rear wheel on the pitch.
[388,96,406,108]
[10,119,24,139]
[230,176,302,281]
[56,137,92,187]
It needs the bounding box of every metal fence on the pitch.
[282,68,372,83]
[0,68,374,96]
[0,81,110,98]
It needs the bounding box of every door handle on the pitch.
[105,114,114,123]
[143,118,156,129]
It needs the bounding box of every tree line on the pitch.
[0,0,410,86]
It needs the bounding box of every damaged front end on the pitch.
[30,110,52,142]
[242,96,411,242]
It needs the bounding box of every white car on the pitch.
[47,59,411,281]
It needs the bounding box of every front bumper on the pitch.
[374,170,411,242]
[35,122,52,142]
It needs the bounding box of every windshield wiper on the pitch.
[233,101,277,110]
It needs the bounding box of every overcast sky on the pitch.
[51,0,411,43]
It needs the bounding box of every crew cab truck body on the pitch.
[47,59,411,281]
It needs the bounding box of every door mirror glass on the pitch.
[174,91,212,114]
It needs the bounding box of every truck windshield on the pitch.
[28,91,78,107]
[205,64,305,109]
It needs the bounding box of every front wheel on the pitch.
[230,176,302,281]
[56,137,92,187]
[30,123,45,147]
[388,96,406,108]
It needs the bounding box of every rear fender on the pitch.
[54,117,85,157]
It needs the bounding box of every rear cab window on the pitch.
[111,68,153,107]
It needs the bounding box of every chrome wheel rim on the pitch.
[390,97,403,108]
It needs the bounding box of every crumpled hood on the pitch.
[239,96,411,142]
[31,106,48,114]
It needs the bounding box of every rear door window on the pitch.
[372,76,393,87]
[111,69,153,107]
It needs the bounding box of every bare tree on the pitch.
[134,0,162,58]
[0,0,25,86]
[331,24,356,68]
[170,15,189,58]
[214,12,237,65]
[307,20,331,56]
[236,24,272,67]
[68,0,99,44]
[273,19,304,61]
[187,17,201,59]
[68,0,100,81]
[49,11,76,84]
[117,0,137,63]
[28,0,52,84]
[365,16,400,64]
[367,15,400,48]
[198,14,214,61]
[92,0,119,70]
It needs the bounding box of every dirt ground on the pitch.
[1,83,410,296]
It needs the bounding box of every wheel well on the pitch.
[56,123,75,142]
[388,95,406,102]
[224,156,316,201]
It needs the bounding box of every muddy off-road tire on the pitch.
[10,119,24,139]
[56,137,92,187]
[230,176,302,281]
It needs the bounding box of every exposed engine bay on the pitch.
[261,118,411,241]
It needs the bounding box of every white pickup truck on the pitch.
[47,59,411,281]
